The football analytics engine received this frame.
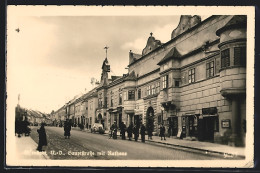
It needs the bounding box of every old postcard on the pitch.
[6,6,254,167]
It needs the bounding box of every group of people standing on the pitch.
[110,121,145,141]
[110,121,166,143]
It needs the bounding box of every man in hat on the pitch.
[110,121,117,139]
[37,123,47,152]
[64,119,72,139]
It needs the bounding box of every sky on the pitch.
[7,7,210,113]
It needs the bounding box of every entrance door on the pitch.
[187,116,195,137]
[168,117,178,136]
[203,116,214,142]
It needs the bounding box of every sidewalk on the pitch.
[15,135,49,160]
[72,127,245,159]
[143,135,245,159]
[102,130,245,158]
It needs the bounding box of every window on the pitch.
[104,97,107,108]
[110,95,114,107]
[156,82,160,93]
[147,86,151,96]
[138,89,141,99]
[206,61,214,78]
[128,90,135,100]
[119,93,122,105]
[175,80,180,87]
[234,47,246,66]
[221,49,230,68]
[188,68,195,83]
[151,84,155,95]
[162,75,168,89]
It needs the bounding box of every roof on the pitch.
[157,47,181,65]
[216,15,247,36]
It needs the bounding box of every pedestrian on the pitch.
[64,119,72,139]
[147,126,153,140]
[121,122,126,140]
[37,123,47,152]
[160,124,166,140]
[140,123,146,143]
[133,124,139,142]
[127,123,133,141]
[111,121,117,139]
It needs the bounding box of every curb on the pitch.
[144,139,245,159]
[71,128,245,159]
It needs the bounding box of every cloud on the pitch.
[121,22,178,53]
[121,38,147,52]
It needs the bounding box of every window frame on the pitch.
[162,75,168,89]
[206,61,215,78]
[234,46,246,66]
[221,48,230,68]
[138,89,141,99]
[128,90,135,100]
[188,68,195,83]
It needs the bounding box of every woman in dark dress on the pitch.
[127,123,133,141]
[64,119,71,139]
[37,123,47,152]
[140,124,146,143]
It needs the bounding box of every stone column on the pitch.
[230,96,241,146]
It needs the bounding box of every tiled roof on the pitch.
[216,15,247,36]
[157,47,181,65]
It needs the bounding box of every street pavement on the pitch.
[28,126,241,160]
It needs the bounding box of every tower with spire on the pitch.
[100,46,111,86]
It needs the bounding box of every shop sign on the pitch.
[202,107,217,115]
[221,119,230,128]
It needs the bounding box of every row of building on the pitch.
[51,15,247,147]
[15,104,52,126]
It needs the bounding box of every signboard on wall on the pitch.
[221,119,230,128]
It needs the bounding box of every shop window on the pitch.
[128,90,135,100]
[138,89,141,99]
[188,68,195,83]
[162,75,168,89]
[206,61,214,78]
[221,48,230,68]
[234,47,246,66]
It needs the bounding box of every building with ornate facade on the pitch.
[56,15,246,147]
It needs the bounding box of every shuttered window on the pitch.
[221,49,230,68]
[234,47,246,66]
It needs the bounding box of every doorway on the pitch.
[168,117,178,136]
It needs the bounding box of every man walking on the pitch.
[64,119,72,139]
[133,124,139,142]
[121,122,126,140]
[140,123,146,143]
[127,123,133,141]
[160,124,166,140]
[37,123,47,152]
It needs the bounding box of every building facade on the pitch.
[55,15,246,147]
